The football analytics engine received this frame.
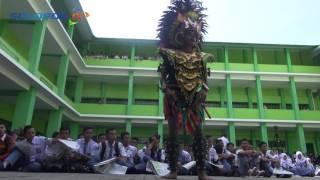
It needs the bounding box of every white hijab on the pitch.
[280,153,293,169]
[295,151,307,166]
[306,158,314,169]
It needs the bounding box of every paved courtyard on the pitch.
[0,172,318,180]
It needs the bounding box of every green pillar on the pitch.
[246,88,253,108]
[28,21,47,75]
[285,131,290,153]
[158,88,164,147]
[67,24,75,38]
[286,48,306,152]
[130,44,135,67]
[297,124,307,153]
[126,71,134,134]
[101,83,107,103]
[224,47,230,70]
[219,87,225,107]
[74,77,83,103]
[285,48,293,72]
[56,54,69,97]
[279,89,287,109]
[70,122,80,140]
[224,47,235,144]
[228,122,236,144]
[289,77,300,119]
[12,87,37,130]
[306,89,315,110]
[226,76,233,118]
[260,123,268,143]
[253,48,268,143]
[256,76,265,118]
[46,107,63,137]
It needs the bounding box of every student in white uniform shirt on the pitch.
[3,125,48,172]
[42,127,73,171]
[120,131,137,168]
[76,127,99,169]
[135,134,164,172]
[99,128,127,163]
[205,136,218,176]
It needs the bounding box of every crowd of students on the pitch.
[0,122,319,177]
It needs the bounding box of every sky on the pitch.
[79,0,320,45]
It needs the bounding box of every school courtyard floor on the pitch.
[0,172,319,180]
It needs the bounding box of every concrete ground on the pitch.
[0,172,318,180]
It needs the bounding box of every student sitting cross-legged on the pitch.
[98,128,127,164]
[2,125,48,172]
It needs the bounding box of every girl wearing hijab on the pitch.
[280,153,294,171]
[293,151,314,176]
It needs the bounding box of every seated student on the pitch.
[280,153,294,171]
[205,136,218,176]
[135,134,164,173]
[2,125,48,172]
[225,142,237,175]
[176,145,192,175]
[0,123,14,168]
[258,142,278,177]
[130,137,139,148]
[97,133,106,145]
[236,139,260,177]
[42,127,73,172]
[73,127,99,172]
[214,139,234,176]
[99,128,127,163]
[293,151,314,176]
[120,131,137,169]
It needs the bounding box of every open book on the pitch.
[273,168,294,175]
[148,160,197,176]
[93,158,128,175]
[58,139,80,151]
[57,139,91,160]
[208,161,224,169]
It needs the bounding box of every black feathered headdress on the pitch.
[157,0,207,51]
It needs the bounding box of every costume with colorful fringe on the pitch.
[157,0,213,172]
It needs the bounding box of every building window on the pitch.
[232,102,249,108]
[134,99,158,105]
[206,101,221,107]
[263,103,281,109]
[81,97,104,104]
[286,104,292,109]
[106,98,128,105]
[299,104,309,110]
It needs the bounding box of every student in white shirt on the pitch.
[99,128,126,162]
[236,139,260,177]
[120,131,137,168]
[3,125,48,172]
[135,134,164,172]
[76,127,99,170]
[42,127,73,171]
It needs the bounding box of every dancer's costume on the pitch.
[157,0,213,173]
